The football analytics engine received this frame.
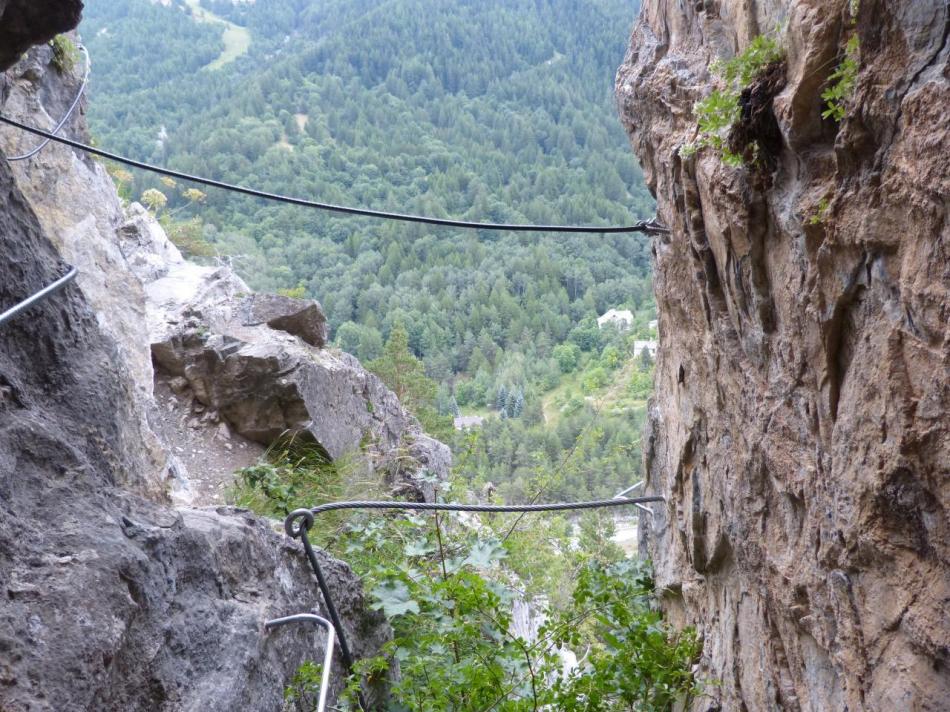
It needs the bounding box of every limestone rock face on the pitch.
[0,157,389,711]
[0,43,167,496]
[617,1,949,709]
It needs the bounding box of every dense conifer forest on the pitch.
[80,0,657,500]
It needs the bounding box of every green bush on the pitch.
[283,661,325,711]
[822,35,860,122]
[554,343,582,373]
[49,34,80,74]
[333,511,702,711]
[682,34,784,166]
[551,560,703,711]
[230,436,351,518]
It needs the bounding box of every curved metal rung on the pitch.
[0,266,77,328]
[264,613,335,712]
[7,45,90,162]
[614,480,654,515]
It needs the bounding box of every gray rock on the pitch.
[0,24,444,711]
[0,156,390,711]
[238,292,328,347]
[0,43,167,497]
[138,221,450,488]
[119,202,186,284]
[618,1,950,709]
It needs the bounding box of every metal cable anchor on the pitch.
[614,480,655,515]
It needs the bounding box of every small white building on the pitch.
[633,340,658,359]
[597,309,634,331]
[454,415,485,430]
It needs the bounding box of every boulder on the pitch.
[135,215,450,486]
[238,292,328,347]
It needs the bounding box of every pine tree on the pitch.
[505,389,518,418]
[495,384,508,413]
[513,390,525,418]
[368,323,452,440]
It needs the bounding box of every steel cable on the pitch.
[0,114,669,235]
[0,266,78,328]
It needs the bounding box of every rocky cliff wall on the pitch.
[618,1,948,710]
[1,39,169,498]
[0,0,83,70]
[0,151,388,711]
[0,12,453,708]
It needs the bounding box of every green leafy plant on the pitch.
[231,435,353,518]
[551,559,703,711]
[49,34,80,74]
[808,196,831,225]
[326,502,702,711]
[821,35,860,122]
[234,438,702,711]
[682,34,785,166]
[283,661,324,711]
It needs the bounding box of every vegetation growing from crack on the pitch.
[808,196,832,225]
[49,34,80,74]
[681,34,785,167]
[821,35,860,122]
[283,661,326,711]
[230,436,377,525]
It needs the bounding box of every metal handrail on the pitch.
[0,266,77,327]
[265,613,335,712]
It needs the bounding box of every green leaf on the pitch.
[463,538,507,568]
[403,539,437,557]
[370,579,420,617]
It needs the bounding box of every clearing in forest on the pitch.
[183,0,251,70]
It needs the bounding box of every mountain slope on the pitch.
[80,0,656,503]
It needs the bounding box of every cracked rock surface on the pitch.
[0,156,389,711]
[0,32,448,710]
[618,1,949,709]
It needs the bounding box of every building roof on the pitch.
[454,415,485,430]
[597,309,634,327]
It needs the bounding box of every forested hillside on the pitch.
[80,0,656,499]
